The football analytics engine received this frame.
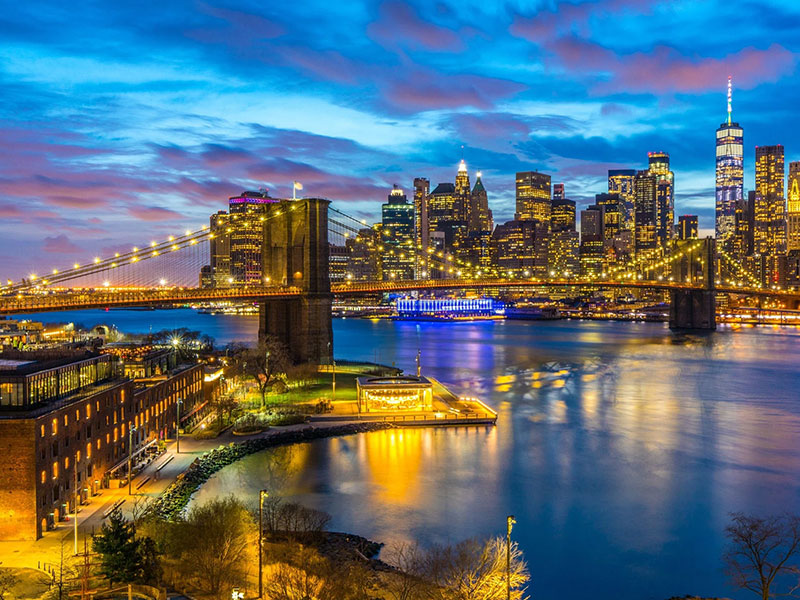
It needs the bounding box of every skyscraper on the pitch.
[455,159,471,223]
[413,177,430,250]
[381,185,415,280]
[551,198,576,232]
[787,162,800,252]
[580,205,605,276]
[608,169,636,232]
[228,189,277,285]
[648,151,675,245]
[413,177,430,278]
[468,171,492,234]
[715,77,744,252]
[754,145,786,284]
[633,170,658,252]
[678,215,699,240]
[465,172,494,268]
[553,183,565,201]
[515,171,551,224]
[209,210,231,287]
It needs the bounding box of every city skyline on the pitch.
[1,0,800,278]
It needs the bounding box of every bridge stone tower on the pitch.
[669,237,716,330]
[259,198,333,364]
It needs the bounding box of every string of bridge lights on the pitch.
[4,202,309,292]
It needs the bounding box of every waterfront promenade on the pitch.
[0,421,363,572]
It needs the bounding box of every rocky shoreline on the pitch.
[150,422,395,520]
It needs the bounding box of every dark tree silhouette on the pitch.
[724,512,800,600]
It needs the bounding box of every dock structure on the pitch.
[310,374,497,427]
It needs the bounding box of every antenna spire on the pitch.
[727,76,732,125]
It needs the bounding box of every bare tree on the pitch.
[724,512,800,600]
[422,537,529,600]
[44,542,80,600]
[383,542,429,600]
[172,496,255,599]
[240,337,291,409]
[263,543,370,600]
[0,563,18,600]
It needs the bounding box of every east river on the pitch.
[22,308,800,599]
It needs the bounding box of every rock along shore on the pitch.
[150,422,395,520]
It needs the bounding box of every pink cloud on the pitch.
[511,0,663,43]
[546,37,797,93]
[42,234,83,254]
[278,46,364,86]
[367,1,463,52]
[126,206,184,221]
[381,70,525,112]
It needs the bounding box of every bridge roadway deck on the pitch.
[0,279,797,314]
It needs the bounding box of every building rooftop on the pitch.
[0,350,105,376]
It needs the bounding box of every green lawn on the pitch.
[266,371,360,405]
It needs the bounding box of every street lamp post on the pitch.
[176,398,183,454]
[258,489,268,598]
[327,342,336,403]
[268,350,269,412]
[73,464,79,555]
[506,515,516,600]
[128,426,138,495]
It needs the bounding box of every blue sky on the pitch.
[1,0,799,279]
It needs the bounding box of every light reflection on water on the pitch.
[191,319,800,600]
[22,309,800,599]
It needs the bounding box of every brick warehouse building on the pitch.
[0,349,202,541]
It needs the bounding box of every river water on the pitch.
[19,309,800,599]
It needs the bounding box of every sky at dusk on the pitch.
[1,0,799,279]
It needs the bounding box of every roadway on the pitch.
[3,279,798,314]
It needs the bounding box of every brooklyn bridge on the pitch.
[2,198,796,363]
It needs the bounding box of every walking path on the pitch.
[0,421,361,571]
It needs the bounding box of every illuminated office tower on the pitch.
[413,176,430,253]
[754,145,786,284]
[413,176,430,278]
[553,183,565,201]
[551,198,576,232]
[381,185,415,280]
[715,77,744,252]
[428,182,465,253]
[548,229,579,276]
[787,162,800,251]
[678,215,699,240]
[229,190,276,285]
[548,197,578,276]
[580,205,605,276]
[595,193,625,266]
[455,159,471,223]
[491,219,549,277]
[648,151,674,245]
[515,171,551,224]
[633,170,658,252]
[465,172,494,267]
[608,169,636,231]
[734,195,754,257]
[468,171,493,234]
[209,210,231,287]
[346,227,381,281]
[595,193,622,242]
